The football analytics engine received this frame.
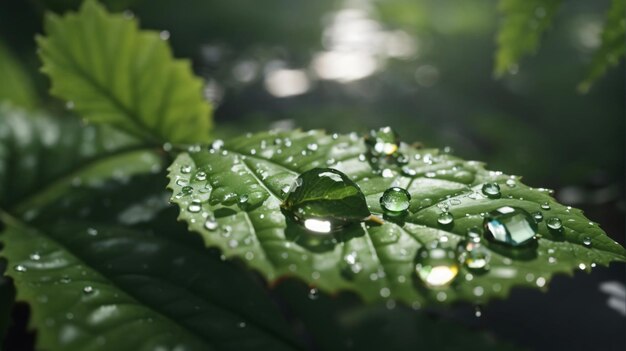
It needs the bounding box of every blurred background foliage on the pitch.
[0,1,624,350]
[1,0,623,240]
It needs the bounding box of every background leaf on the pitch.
[494,0,562,76]
[0,104,160,216]
[37,0,212,144]
[578,0,626,92]
[168,129,626,306]
[0,41,38,109]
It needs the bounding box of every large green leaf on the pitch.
[37,0,212,144]
[168,129,626,306]
[0,213,301,351]
[494,0,562,76]
[0,41,38,109]
[578,0,626,92]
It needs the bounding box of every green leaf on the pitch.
[168,129,626,306]
[0,214,302,350]
[37,0,212,144]
[0,41,38,108]
[494,0,562,76]
[0,104,161,215]
[578,0,626,92]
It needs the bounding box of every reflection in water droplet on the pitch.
[481,183,501,198]
[415,245,459,288]
[380,187,411,216]
[546,217,562,231]
[437,212,454,226]
[483,206,537,246]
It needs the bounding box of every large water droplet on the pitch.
[481,183,501,198]
[414,245,459,288]
[282,168,370,234]
[483,206,537,246]
[380,187,410,216]
[365,127,400,157]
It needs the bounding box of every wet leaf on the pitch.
[37,0,212,144]
[494,0,562,76]
[168,129,626,306]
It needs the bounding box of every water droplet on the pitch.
[505,179,516,187]
[481,183,501,198]
[282,168,369,234]
[365,127,400,157]
[14,265,26,272]
[466,227,482,241]
[204,218,218,231]
[531,211,543,223]
[83,286,94,294]
[381,168,395,178]
[30,253,41,261]
[308,288,319,300]
[379,287,391,298]
[307,143,319,151]
[582,237,592,247]
[159,30,170,40]
[180,165,192,174]
[195,172,207,181]
[380,187,411,216]
[187,200,202,213]
[540,202,551,210]
[458,240,491,271]
[414,245,459,288]
[474,306,483,317]
[437,212,454,226]
[546,217,562,231]
[483,206,537,246]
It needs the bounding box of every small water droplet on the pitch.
[458,240,491,271]
[195,171,207,181]
[365,127,400,157]
[546,217,562,231]
[505,179,516,187]
[180,165,192,174]
[204,218,218,231]
[380,187,411,216]
[481,183,501,198]
[187,200,202,213]
[308,288,319,300]
[474,306,483,318]
[159,30,170,40]
[14,265,26,272]
[437,212,454,226]
[540,202,551,210]
[307,143,319,151]
[531,211,543,223]
[83,286,94,294]
[582,237,592,247]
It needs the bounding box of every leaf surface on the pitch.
[168,130,626,305]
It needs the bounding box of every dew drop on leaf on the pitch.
[282,168,370,233]
[583,237,592,247]
[364,127,400,157]
[204,218,218,231]
[187,200,202,213]
[540,202,551,210]
[437,212,454,226]
[458,240,491,271]
[546,217,563,231]
[380,187,411,216]
[414,245,459,288]
[481,182,501,198]
[14,265,27,272]
[483,206,537,246]
[180,165,192,174]
[531,211,543,223]
[82,286,94,294]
